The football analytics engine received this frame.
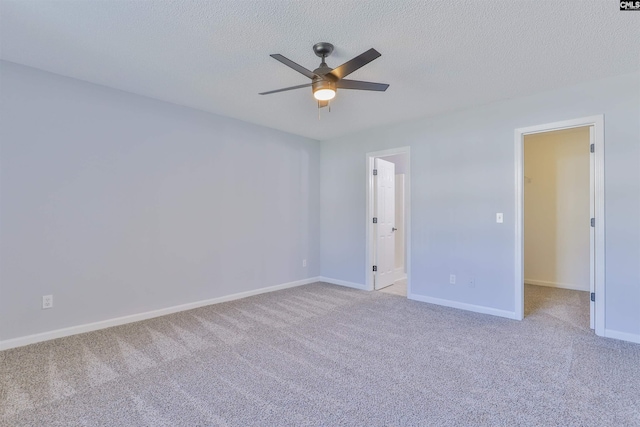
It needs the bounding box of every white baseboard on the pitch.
[524,279,589,292]
[318,276,369,291]
[408,293,518,320]
[0,276,321,351]
[604,329,640,344]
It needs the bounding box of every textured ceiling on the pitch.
[1,1,638,141]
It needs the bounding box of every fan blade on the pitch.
[270,54,318,79]
[326,48,381,81]
[259,83,312,95]
[336,79,389,91]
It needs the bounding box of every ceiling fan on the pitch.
[259,42,389,109]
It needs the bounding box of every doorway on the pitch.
[514,116,605,336]
[365,147,411,296]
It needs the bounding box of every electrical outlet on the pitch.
[468,277,475,288]
[449,274,456,285]
[42,295,53,309]
[302,259,307,267]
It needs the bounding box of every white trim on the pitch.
[604,329,640,344]
[514,115,605,336]
[514,116,603,135]
[515,127,524,320]
[365,147,411,295]
[0,276,320,351]
[524,279,590,292]
[593,117,605,336]
[589,125,596,329]
[318,276,368,291]
[408,293,518,320]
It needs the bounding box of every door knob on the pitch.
[392,227,398,232]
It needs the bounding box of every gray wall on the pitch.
[0,61,320,341]
[320,72,640,337]
[1,60,638,343]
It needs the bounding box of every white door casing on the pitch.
[589,125,595,329]
[365,147,411,295]
[374,158,396,290]
[514,115,604,337]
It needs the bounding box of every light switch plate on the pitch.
[496,213,504,223]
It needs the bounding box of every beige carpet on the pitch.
[1,283,639,426]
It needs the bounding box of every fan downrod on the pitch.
[313,42,334,58]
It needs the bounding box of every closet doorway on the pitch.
[514,116,604,335]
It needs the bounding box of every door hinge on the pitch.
[373,217,377,223]
[591,292,595,302]
[373,169,378,176]
[591,218,595,227]
[372,265,377,272]
[590,144,595,153]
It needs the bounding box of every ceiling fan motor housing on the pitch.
[312,78,336,98]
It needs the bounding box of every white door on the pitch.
[589,126,595,329]
[374,158,396,290]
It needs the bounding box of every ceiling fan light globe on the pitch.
[314,88,336,101]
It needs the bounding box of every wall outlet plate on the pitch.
[449,274,456,285]
[42,295,53,309]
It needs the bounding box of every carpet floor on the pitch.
[1,283,639,426]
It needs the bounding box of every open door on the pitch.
[374,158,396,290]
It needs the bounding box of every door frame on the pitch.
[365,147,411,293]
[514,115,605,336]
